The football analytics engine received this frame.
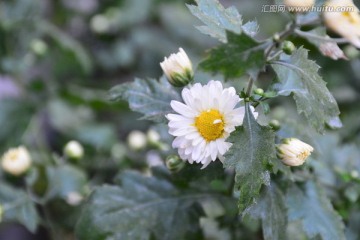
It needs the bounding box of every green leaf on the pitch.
[271,48,341,133]
[247,183,287,240]
[200,31,266,79]
[45,165,87,201]
[187,0,242,42]
[38,20,93,74]
[0,99,34,153]
[224,104,276,212]
[0,183,39,233]
[287,181,345,240]
[109,77,181,123]
[187,0,258,42]
[75,171,207,240]
[296,27,347,60]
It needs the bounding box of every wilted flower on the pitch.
[323,0,360,48]
[1,146,32,176]
[127,130,147,151]
[277,138,314,166]
[284,0,315,11]
[64,141,84,160]
[167,80,257,168]
[160,48,193,87]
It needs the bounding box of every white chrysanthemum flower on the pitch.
[1,146,32,176]
[277,138,314,166]
[167,80,258,169]
[160,48,193,87]
[323,0,360,48]
[64,140,84,160]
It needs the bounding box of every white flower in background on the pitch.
[323,0,360,48]
[64,141,84,160]
[66,191,84,206]
[127,130,147,151]
[277,138,314,166]
[147,129,161,144]
[167,80,258,169]
[284,0,315,11]
[1,146,32,176]
[160,48,193,87]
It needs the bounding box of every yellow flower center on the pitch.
[195,109,225,142]
[342,12,358,24]
[297,151,310,161]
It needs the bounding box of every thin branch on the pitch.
[294,29,349,44]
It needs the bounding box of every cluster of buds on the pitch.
[323,0,360,48]
[1,146,32,176]
[277,138,314,166]
[160,48,193,87]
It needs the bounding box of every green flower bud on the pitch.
[160,48,194,87]
[282,41,296,55]
[269,119,281,131]
[30,39,48,56]
[166,155,185,172]
[254,88,264,96]
[64,141,84,160]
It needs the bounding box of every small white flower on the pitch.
[147,129,161,144]
[323,0,360,48]
[160,48,193,87]
[1,146,32,176]
[127,130,147,151]
[66,191,84,206]
[277,138,314,166]
[64,141,84,160]
[167,80,257,169]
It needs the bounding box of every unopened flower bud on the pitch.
[90,14,111,34]
[147,129,161,145]
[166,155,185,172]
[282,41,296,55]
[160,48,193,87]
[277,138,314,166]
[30,39,48,56]
[323,0,360,48]
[1,146,32,176]
[269,119,281,131]
[284,0,315,12]
[66,191,83,206]
[273,33,280,42]
[64,141,84,160]
[127,131,147,151]
[254,88,264,96]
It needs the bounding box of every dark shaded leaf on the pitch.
[224,104,275,212]
[287,181,345,240]
[271,48,341,133]
[75,171,208,240]
[109,77,181,123]
[201,31,266,79]
[0,183,39,233]
[247,183,287,240]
